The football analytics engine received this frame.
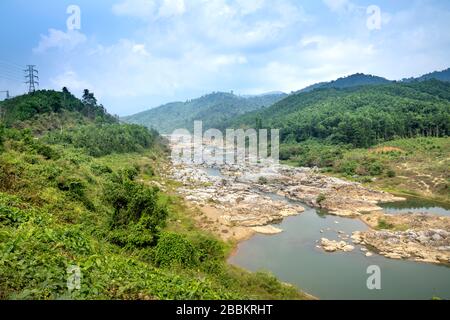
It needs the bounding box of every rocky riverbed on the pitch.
[168,138,450,265]
[354,212,450,264]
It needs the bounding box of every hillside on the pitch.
[122,91,286,133]
[404,68,450,82]
[0,90,307,300]
[0,88,117,134]
[299,73,391,93]
[228,80,450,148]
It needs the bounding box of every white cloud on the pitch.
[33,29,87,53]
[158,0,186,18]
[235,0,265,15]
[132,44,150,56]
[37,0,450,115]
[50,70,93,93]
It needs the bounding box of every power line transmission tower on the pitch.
[0,90,9,99]
[24,65,39,93]
[0,90,8,121]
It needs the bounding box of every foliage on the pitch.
[316,194,326,207]
[377,219,395,230]
[153,232,199,268]
[46,124,158,157]
[0,89,310,300]
[229,80,450,148]
[105,171,168,248]
[300,73,390,93]
[1,89,116,129]
[123,92,286,134]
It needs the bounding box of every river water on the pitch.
[222,177,450,299]
[199,167,450,299]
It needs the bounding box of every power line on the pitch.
[0,75,23,83]
[24,65,39,93]
[0,68,23,80]
[0,59,24,69]
[0,65,23,75]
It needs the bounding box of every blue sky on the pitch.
[1,0,449,116]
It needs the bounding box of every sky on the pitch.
[0,0,449,116]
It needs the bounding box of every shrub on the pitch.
[377,219,394,230]
[258,176,268,185]
[104,174,168,248]
[153,232,198,268]
[316,194,326,207]
[91,163,113,176]
[194,235,225,262]
[386,169,396,178]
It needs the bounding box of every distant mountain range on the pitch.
[122,92,287,133]
[403,68,450,82]
[123,68,450,134]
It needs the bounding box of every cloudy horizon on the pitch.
[1,0,449,116]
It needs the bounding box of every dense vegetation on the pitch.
[404,67,450,82]
[45,124,160,157]
[0,91,306,300]
[280,137,449,202]
[228,80,450,148]
[299,73,390,93]
[0,89,117,131]
[122,92,286,134]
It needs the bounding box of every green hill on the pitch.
[228,80,450,148]
[404,67,450,82]
[0,88,118,137]
[122,91,286,133]
[299,73,391,93]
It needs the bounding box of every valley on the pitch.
[167,137,450,299]
[1,69,449,301]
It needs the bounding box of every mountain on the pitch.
[404,68,450,82]
[227,80,450,148]
[122,91,287,134]
[299,73,391,93]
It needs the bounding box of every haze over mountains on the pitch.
[122,92,287,133]
[123,68,450,134]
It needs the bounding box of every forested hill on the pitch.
[227,80,450,148]
[405,67,450,82]
[0,88,117,133]
[299,73,391,93]
[122,91,287,133]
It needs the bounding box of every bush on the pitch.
[258,176,268,185]
[153,232,198,268]
[377,219,394,230]
[104,173,168,248]
[316,194,326,207]
[56,176,94,210]
[386,169,396,178]
[194,235,225,262]
[91,163,113,176]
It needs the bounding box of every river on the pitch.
[228,195,450,300]
[196,163,450,300]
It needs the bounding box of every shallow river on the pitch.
[209,166,450,300]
